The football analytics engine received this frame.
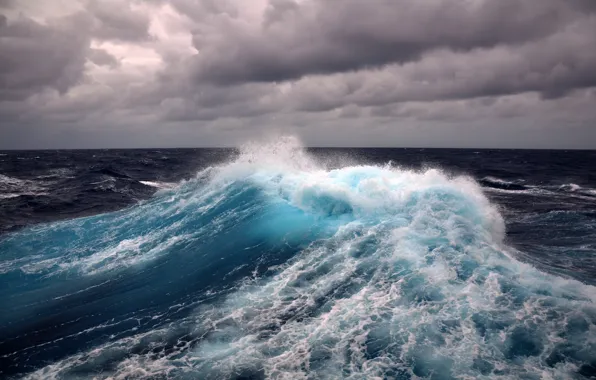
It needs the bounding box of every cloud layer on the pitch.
[0,0,595,148]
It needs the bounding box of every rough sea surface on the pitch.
[1,138,595,379]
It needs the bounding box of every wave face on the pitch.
[1,139,595,379]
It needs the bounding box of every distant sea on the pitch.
[1,141,595,378]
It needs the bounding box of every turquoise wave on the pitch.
[1,139,595,379]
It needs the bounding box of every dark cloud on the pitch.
[1,0,595,149]
[368,89,596,125]
[158,83,279,121]
[168,0,239,21]
[88,48,120,67]
[275,15,596,113]
[0,14,91,101]
[188,0,595,86]
[86,0,152,42]
[0,0,152,102]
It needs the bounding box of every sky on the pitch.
[0,0,595,149]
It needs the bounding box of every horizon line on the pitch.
[1,146,595,152]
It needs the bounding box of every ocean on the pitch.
[1,138,595,379]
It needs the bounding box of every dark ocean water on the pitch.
[1,139,595,379]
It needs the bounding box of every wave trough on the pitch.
[1,138,595,379]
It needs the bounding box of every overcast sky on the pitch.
[1,0,595,149]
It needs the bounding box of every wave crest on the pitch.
[2,138,595,379]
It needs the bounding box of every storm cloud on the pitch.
[0,13,90,100]
[0,0,595,148]
[188,0,595,84]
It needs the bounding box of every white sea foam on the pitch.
[139,180,177,189]
[0,173,26,182]
[482,176,521,186]
[0,173,49,198]
[18,137,596,379]
[560,183,582,192]
[0,193,21,199]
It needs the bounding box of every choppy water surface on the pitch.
[1,139,595,379]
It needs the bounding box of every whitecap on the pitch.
[139,181,177,189]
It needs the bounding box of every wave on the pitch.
[0,174,24,186]
[559,183,596,198]
[34,168,76,180]
[139,180,177,189]
[0,193,22,199]
[479,176,527,191]
[1,137,595,379]
[0,174,49,199]
[481,177,596,203]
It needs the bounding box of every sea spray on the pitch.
[1,138,595,379]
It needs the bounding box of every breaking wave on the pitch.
[1,137,595,379]
[0,174,49,199]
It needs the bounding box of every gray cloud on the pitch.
[187,0,595,85]
[88,48,120,68]
[86,0,152,42]
[0,0,153,102]
[0,0,595,149]
[282,16,596,113]
[0,14,91,101]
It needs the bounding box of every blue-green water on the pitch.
[1,139,595,379]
